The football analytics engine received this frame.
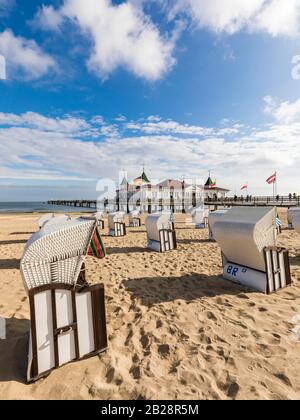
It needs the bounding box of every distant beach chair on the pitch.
[20,218,107,382]
[191,207,209,229]
[129,210,141,227]
[287,208,300,229]
[145,212,177,252]
[38,213,55,229]
[108,212,126,237]
[213,207,292,294]
[275,214,283,235]
[92,211,105,229]
[208,210,228,240]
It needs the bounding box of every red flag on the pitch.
[241,184,248,190]
[266,173,277,185]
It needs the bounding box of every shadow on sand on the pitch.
[107,246,150,255]
[10,232,34,236]
[0,317,30,383]
[177,238,213,245]
[122,273,250,308]
[0,240,27,245]
[0,259,21,270]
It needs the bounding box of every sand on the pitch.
[0,210,300,400]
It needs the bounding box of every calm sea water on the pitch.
[0,202,94,214]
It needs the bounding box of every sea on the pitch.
[0,202,95,214]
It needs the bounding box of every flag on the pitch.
[241,184,248,190]
[88,228,106,259]
[266,173,277,184]
[209,180,216,188]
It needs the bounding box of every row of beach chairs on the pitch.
[19,206,300,382]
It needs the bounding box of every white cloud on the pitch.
[0,29,56,80]
[264,96,300,123]
[0,111,298,195]
[35,0,177,81]
[171,0,300,37]
[31,5,63,32]
[0,0,15,17]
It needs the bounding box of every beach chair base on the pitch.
[27,282,107,382]
[129,218,141,228]
[222,247,292,294]
[109,222,126,237]
[148,229,177,253]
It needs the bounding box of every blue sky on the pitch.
[0,0,300,200]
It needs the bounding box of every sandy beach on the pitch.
[0,210,300,400]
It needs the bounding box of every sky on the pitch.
[0,0,300,201]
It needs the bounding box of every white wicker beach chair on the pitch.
[191,207,209,229]
[92,212,105,229]
[145,212,177,252]
[287,208,300,229]
[208,210,228,240]
[108,212,126,237]
[129,210,141,227]
[20,218,107,382]
[213,207,292,294]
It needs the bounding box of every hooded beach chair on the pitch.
[145,212,177,252]
[92,212,105,230]
[191,207,209,229]
[208,210,228,240]
[287,208,300,229]
[108,212,126,237]
[39,214,72,230]
[129,210,141,227]
[212,207,292,294]
[38,213,55,229]
[20,218,107,382]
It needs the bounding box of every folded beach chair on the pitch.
[92,212,105,230]
[129,210,141,227]
[20,218,108,382]
[108,212,126,237]
[208,210,228,240]
[191,207,209,229]
[287,208,300,229]
[213,207,292,294]
[145,212,177,252]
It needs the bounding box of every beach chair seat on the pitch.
[287,208,300,229]
[20,218,107,382]
[108,212,126,237]
[213,207,292,294]
[146,212,177,252]
[129,210,141,227]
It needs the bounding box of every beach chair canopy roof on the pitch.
[92,212,104,220]
[145,212,173,242]
[213,207,277,272]
[21,218,96,291]
[130,209,141,217]
[208,209,228,230]
[38,213,55,229]
[40,214,72,231]
[294,213,300,235]
[287,208,300,224]
[191,207,209,224]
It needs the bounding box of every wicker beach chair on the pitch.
[191,207,209,229]
[145,212,177,252]
[39,214,72,230]
[20,218,107,382]
[129,210,141,227]
[92,212,105,230]
[38,213,55,229]
[213,207,291,294]
[108,212,126,237]
[287,208,300,229]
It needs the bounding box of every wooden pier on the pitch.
[48,195,300,211]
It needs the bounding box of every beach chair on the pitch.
[191,207,209,229]
[208,210,228,240]
[92,212,105,230]
[287,208,300,229]
[108,212,126,237]
[276,214,283,235]
[145,212,177,252]
[40,214,72,230]
[38,213,55,229]
[213,207,292,294]
[20,218,107,382]
[129,210,141,227]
